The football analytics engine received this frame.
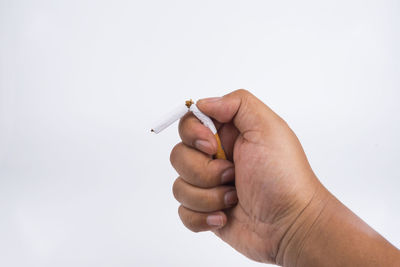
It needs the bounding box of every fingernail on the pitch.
[194,140,214,154]
[207,215,223,226]
[221,167,235,184]
[224,190,238,206]
[198,97,222,103]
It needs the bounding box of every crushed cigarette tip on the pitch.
[151,99,226,159]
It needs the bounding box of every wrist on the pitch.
[275,181,333,266]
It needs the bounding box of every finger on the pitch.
[173,177,238,212]
[170,143,235,188]
[178,205,227,232]
[197,89,285,134]
[178,112,218,155]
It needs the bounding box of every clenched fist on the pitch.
[169,90,400,266]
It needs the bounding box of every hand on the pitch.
[170,89,323,263]
[170,89,400,266]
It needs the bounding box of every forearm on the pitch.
[297,195,400,266]
[278,183,400,266]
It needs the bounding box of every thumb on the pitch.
[197,89,283,133]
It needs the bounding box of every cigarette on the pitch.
[151,100,227,160]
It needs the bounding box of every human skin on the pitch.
[169,89,400,266]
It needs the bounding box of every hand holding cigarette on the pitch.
[169,90,400,266]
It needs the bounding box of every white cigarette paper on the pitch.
[189,104,217,134]
[151,100,226,160]
[151,100,217,135]
[151,104,188,134]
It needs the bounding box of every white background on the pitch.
[0,0,399,266]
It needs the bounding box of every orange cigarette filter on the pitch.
[214,133,226,160]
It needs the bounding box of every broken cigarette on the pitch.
[151,100,227,160]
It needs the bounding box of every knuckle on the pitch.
[188,219,200,233]
[179,114,197,136]
[179,206,200,233]
[234,88,253,98]
[279,117,290,128]
[189,219,201,233]
[169,142,182,165]
[235,88,250,95]
[178,205,185,218]
[235,89,258,108]
[178,113,190,135]
[172,177,182,202]
[273,113,290,130]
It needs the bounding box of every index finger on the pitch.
[178,112,218,155]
